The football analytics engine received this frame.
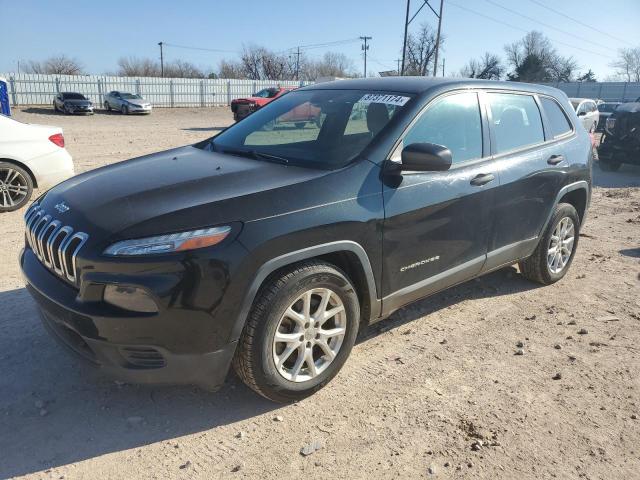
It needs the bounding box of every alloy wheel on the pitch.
[272,288,347,382]
[547,217,575,274]
[0,167,29,208]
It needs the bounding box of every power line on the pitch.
[482,0,617,53]
[527,0,633,47]
[163,42,238,53]
[446,1,616,60]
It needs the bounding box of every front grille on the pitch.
[120,347,166,369]
[24,203,89,286]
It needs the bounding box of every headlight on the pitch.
[104,226,231,256]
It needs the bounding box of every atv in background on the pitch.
[598,102,640,172]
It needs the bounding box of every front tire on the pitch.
[233,261,360,403]
[0,162,33,212]
[519,203,580,285]
[121,105,129,115]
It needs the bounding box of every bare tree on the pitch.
[460,52,504,80]
[610,47,640,82]
[505,31,578,82]
[404,23,444,76]
[218,59,246,79]
[25,55,84,75]
[116,57,161,77]
[164,60,205,78]
[304,52,355,80]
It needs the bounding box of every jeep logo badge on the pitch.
[54,202,70,213]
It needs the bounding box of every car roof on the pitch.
[300,77,566,97]
[615,102,640,113]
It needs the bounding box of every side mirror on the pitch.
[401,143,452,172]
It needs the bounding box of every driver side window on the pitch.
[402,92,482,164]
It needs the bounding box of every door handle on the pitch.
[547,154,564,165]
[470,173,495,186]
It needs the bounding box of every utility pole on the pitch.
[442,58,445,76]
[360,36,372,77]
[158,41,164,78]
[291,47,301,81]
[396,58,402,75]
[401,0,444,77]
[401,0,410,75]
[433,0,444,77]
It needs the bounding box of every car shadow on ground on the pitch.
[359,266,540,342]
[619,247,640,258]
[593,161,640,188]
[20,107,58,115]
[0,266,539,477]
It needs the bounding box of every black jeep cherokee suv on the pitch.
[21,78,592,402]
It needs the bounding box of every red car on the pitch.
[231,87,293,121]
[230,87,321,127]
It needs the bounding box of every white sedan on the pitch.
[0,114,74,212]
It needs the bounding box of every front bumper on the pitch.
[20,247,240,390]
[127,105,152,114]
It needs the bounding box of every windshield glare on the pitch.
[121,93,141,99]
[204,89,413,169]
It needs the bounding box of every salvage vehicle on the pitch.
[0,114,74,211]
[569,97,599,132]
[231,87,294,121]
[21,78,592,402]
[53,92,94,115]
[598,101,640,171]
[595,102,620,132]
[104,91,152,115]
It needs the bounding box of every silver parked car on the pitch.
[104,91,152,114]
[569,98,599,133]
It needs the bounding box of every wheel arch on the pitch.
[539,181,589,235]
[0,157,38,188]
[231,241,380,342]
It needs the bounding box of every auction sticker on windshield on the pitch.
[359,93,411,106]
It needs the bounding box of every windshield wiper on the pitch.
[221,147,289,165]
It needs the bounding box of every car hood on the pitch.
[39,145,330,240]
[64,99,92,106]
[123,98,149,106]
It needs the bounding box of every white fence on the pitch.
[3,73,639,107]
[1,73,311,107]
[542,81,640,102]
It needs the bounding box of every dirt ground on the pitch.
[1,107,639,480]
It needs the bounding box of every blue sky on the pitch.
[1,0,638,79]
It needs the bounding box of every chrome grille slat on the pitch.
[23,205,89,287]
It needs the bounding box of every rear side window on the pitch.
[540,97,572,138]
[403,92,483,164]
[487,93,544,153]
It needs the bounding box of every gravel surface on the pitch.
[1,107,639,479]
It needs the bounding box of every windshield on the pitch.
[253,89,278,98]
[199,89,413,169]
[63,93,86,100]
[121,93,141,99]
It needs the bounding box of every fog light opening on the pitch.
[103,285,158,313]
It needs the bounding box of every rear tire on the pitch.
[519,203,580,285]
[105,101,111,111]
[0,162,33,212]
[233,261,360,403]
